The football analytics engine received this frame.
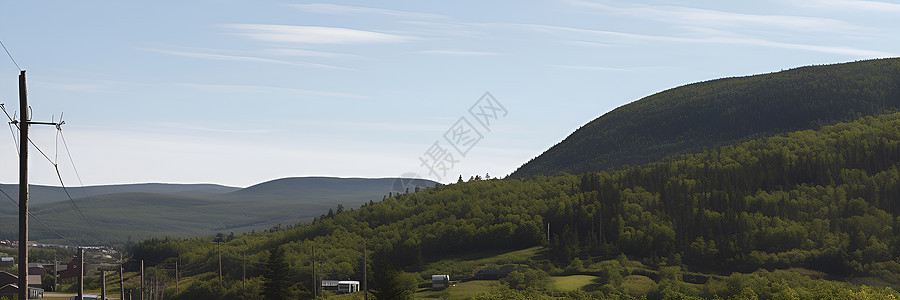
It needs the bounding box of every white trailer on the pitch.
[338,280,360,293]
[432,275,450,290]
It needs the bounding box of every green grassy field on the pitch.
[620,275,657,297]
[412,247,544,299]
[469,246,544,265]
[551,275,599,291]
[418,246,544,283]
[415,280,496,299]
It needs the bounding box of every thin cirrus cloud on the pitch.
[223,24,415,44]
[418,50,501,56]
[512,24,892,57]
[31,80,116,93]
[789,0,900,11]
[551,64,639,72]
[262,48,361,59]
[144,48,354,70]
[150,122,276,135]
[288,3,444,19]
[177,83,369,99]
[566,0,859,33]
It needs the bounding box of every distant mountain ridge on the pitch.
[512,58,900,178]
[0,176,437,244]
[0,183,240,205]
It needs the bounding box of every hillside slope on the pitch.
[512,58,900,178]
[129,112,900,299]
[0,183,240,205]
[0,177,436,244]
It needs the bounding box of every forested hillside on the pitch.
[0,177,436,244]
[512,58,900,178]
[125,112,900,299]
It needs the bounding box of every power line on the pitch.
[54,163,115,250]
[0,40,22,71]
[0,186,78,248]
[55,128,116,250]
[1,104,20,151]
[1,103,57,165]
[3,103,115,251]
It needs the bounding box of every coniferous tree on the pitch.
[262,247,291,300]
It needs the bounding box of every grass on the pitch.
[551,275,599,291]
[413,247,545,299]
[419,246,544,282]
[620,275,657,297]
[472,246,544,265]
[415,280,496,299]
[41,293,73,300]
[323,291,373,299]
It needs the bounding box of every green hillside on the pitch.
[0,182,240,205]
[0,177,436,244]
[512,58,900,178]
[124,112,900,299]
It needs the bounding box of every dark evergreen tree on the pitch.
[262,247,291,300]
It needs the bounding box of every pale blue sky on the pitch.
[1,0,897,187]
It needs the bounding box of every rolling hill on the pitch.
[0,177,436,244]
[0,183,240,205]
[512,58,900,178]
[34,58,897,299]
[127,111,900,299]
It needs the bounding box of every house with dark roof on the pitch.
[0,271,45,299]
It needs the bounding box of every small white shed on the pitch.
[432,275,450,290]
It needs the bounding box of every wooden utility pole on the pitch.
[547,223,550,242]
[101,269,106,300]
[312,245,317,297]
[17,69,29,300]
[78,248,84,300]
[120,254,125,300]
[363,240,367,300]
[15,70,63,300]
[140,260,144,300]
[175,258,179,294]
[54,257,58,292]
[218,241,222,284]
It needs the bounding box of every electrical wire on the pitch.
[0,186,78,248]
[0,39,22,71]
[4,103,116,251]
[55,128,116,251]
[1,104,20,152]
[54,162,115,250]
[1,103,56,165]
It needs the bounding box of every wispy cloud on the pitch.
[288,119,448,133]
[418,50,500,56]
[513,24,893,57]
[223,24,415,44]
[144,48,354,70]
[551,64,639,72]
[288,3,444,19]
[32,81,115,93]
[177,83,369,99]
[711,37,894,57]
[567,0,859,33]
[565,40,615,47]
[400,20,492,39]
[262,48,361,59]
[789,0,900,12]
[150,122,275,134]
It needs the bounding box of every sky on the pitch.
[0,0,897,188]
